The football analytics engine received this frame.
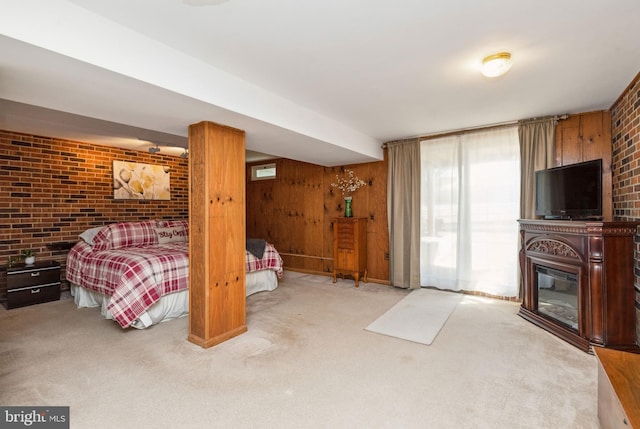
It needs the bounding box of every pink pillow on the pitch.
[92,220,159,250]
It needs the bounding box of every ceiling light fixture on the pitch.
[481,52,512,78]
[180,148,188,159]
[149,144,160,154]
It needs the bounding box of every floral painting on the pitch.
[113,161,170,200]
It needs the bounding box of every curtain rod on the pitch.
[382,114,568,148]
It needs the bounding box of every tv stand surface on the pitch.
[518,219,639,353]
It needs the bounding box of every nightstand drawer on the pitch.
[8,266,60,289]
[7,282,60,309]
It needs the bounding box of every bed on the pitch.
[66,220,283,329]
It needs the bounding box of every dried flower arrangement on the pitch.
[331,168,367,197]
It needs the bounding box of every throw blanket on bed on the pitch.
[246,238,267,258]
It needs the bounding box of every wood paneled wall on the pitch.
[246,156,389,283]
[555,110,613,221]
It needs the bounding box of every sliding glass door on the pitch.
[419,126,520,297]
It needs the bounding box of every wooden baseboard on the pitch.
[188,325,247,349]
[284,268,390,286]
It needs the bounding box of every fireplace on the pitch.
[535,265,578,331]
[518,220,638,353]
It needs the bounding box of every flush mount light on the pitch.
[481,52,512,78]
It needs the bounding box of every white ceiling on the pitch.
[1,0,639,166]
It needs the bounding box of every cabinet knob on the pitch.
[31,272,40,277]
[31,288,41,294]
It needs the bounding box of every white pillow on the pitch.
[79,226,105,245]
[154,227,188,244]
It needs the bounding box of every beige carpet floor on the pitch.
[0,271,598,429]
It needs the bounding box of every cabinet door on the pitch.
[336,249,355,271]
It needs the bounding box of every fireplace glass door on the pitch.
[535,265,578,331]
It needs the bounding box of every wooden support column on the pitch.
[188,121,247,348]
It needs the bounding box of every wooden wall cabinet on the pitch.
[332,217,367,287]
[519,220,638,353]
[555,111,612,221]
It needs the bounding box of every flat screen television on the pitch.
[535,159,602,220]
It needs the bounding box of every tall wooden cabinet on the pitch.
[333,217,367,287]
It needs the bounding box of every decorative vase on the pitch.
[344,196,353,218]
[25,256,35,265]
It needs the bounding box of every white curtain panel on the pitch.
[419,126,520,297]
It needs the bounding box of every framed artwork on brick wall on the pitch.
[113,160,171,200]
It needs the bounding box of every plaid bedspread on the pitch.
[66,241,283,328]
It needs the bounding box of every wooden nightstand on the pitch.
[332,217,367,287]
[4,261,61,309]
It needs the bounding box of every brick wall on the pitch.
[610,71,640,345]
[0,130,188,300]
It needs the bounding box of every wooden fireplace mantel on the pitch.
[518,219,639,353]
